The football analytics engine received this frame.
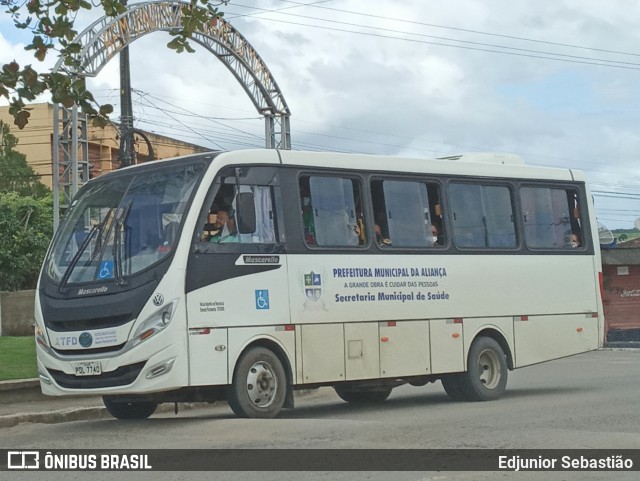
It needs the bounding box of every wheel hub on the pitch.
[246,361,277,407]
[477,349,501,390]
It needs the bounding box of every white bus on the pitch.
[35,149,605,419]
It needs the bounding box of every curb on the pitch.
[0,406,110,429]
[0,402,217,429]
[0,379,40,391]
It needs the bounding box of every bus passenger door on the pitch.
[185,167,289,386]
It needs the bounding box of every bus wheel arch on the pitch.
[227,339,293,418]
[469,328,514,371]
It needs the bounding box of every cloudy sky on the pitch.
[2,0,640,230]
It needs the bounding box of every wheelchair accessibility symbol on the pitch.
[255,290,270,310]
[98,260,114,279]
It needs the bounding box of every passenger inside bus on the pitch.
[202,207,222,242]
[209,206,239,243]
[375,223,392,246]
[570,231,582,248]
[300,184,316,245]
[431,223,442,246]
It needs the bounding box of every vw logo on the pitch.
[152,293,165,306]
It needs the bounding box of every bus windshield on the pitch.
[45,162,205,287]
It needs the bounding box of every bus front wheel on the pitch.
[102,396,157,420]
[458,336,508,401]
[227,347,287,418]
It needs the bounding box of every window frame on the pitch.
[192,165,285,255]
[446,179,520,251]
[297,172,369,250]
[519,183,588,252]
[369,175,448,251]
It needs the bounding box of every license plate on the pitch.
[73,361,102,376]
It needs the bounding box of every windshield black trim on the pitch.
[43,156,213,293]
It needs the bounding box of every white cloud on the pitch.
[3,0,640,227]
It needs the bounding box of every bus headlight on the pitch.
[35,324,53,355]
[131,302,176,347]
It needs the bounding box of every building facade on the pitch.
[0,103,208,190]
[601,246,640,346]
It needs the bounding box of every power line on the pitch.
[229,3,640,69]
[273,0,640,59]
[228,15,640,71]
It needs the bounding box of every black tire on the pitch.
[441,374,467,402]
[102,396,157,420]
[334,386,393,404]
[458,336,508,401]
[227,347,287,418]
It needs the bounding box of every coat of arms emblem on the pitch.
[304,271,322,301]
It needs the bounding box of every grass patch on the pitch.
[0,336,37,381]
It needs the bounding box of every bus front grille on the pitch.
[51,343,126,356]
[47,361,146,389]
[45,314,133,332]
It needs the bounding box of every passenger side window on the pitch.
[200,183,277,245]
[449,183,516,248]
[300,175,365,247]
[521,187,583,249]
[370,179,445,248]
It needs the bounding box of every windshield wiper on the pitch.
[58,218,106,294]
[113,200,133,286]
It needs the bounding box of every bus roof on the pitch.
[228,149,584,182]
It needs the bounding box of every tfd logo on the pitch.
[8,451,40,469]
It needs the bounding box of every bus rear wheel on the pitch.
[458,336,508,401]
[102,396,157,420]
[227,347,287,418]
[441,374,467,401]
[334,386,393,404]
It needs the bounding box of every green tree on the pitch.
[0,120,52,290]
[0,120,50,197]
[0,191,53,290]
[1,0,225,128]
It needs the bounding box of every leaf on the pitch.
[14,111,31,130]
[99,104,114,116]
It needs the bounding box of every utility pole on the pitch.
[119,0,134,167]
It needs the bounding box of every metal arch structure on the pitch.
[53,1,291,148]
[51,1,291,228]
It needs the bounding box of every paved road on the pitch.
[2,349,639,481]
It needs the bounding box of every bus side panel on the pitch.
[379,320,431,378]
[344,322,380,380]
[300,324,345,384]
[429,319,464,374]
[513,314,599,368]
[188,328,228,386]
[185,262,291,329]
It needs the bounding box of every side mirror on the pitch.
[235,192,256,234]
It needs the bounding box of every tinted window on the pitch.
[521,187,583,249]
[301,176,365,247]
[449,183,516,248]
